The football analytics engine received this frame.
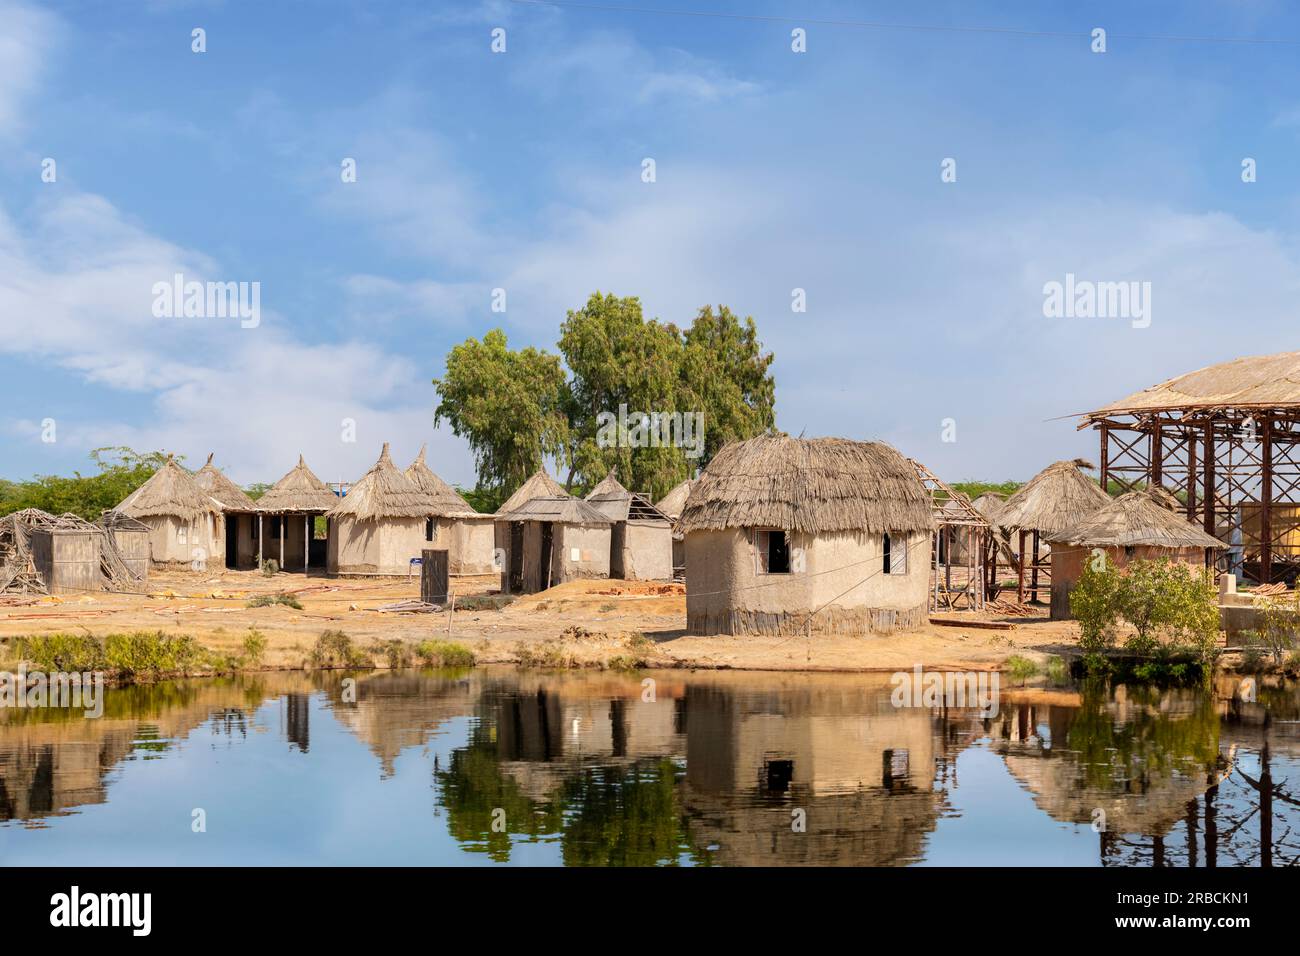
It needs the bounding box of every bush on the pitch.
[13,633,107,672]
[241,629,268,666]
[246,592,302,609]
[414,639,476,668]
[1254,592,1300,665]
[1004,655,1038,685]
[260,559,279,576]
[369,638,413,669]
[309,630,368,669]
[102,632,205,681]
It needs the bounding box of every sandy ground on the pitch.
[0,569,1086,673]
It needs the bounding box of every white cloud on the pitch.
[0,0,57,139]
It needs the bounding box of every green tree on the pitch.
[433,329,570,497]
[0,446,171,520]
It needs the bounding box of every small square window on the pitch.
[757,529,791,574]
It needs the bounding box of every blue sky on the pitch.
[2,0,1299,489]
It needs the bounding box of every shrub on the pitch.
[260,559,279,576]
[13,633,107,672]
[309,630,368,669]
[241,629,268,666]
[415,639,476,668]
[102,632,205,681]
[246,592,302,610]
[1004,655,1038,685]
[369,638,413,669]
[1254,592,1300,665]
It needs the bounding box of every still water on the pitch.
[1,668,1297,866]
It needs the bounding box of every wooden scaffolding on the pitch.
[910,459,990,611]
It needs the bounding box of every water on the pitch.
[1,668,1296,866]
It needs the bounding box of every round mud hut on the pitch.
[1045,490,1222,620]
[114,456,222,567]
[994,458,1111,603]
[677,435,937,636]
[327,443,440,575]
[404,445,496,575]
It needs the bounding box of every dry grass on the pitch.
[328,443,438,520]
[256,454,338,513]
[116,456,218,520]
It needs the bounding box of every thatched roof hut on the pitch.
[494,495,614,593]
[970,492,1007,521]
[497,496,612,525]
[680,436,936,637]
[656,479,694,520]
[257,455,338,513]
[328,443,437,521]
[584,471,673,581]
[194,453,257,512]
[585,471,671,523]
[993,459,1110,535]
[496,470,568,515]
[116,457,219,520]
[1046,490,1221,550]
[404,445,480,518]
[678,435,936,536]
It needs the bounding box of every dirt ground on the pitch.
[0,569,1086,673]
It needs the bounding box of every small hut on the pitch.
[1045,490,1222,619]
[404,445,496,575]
[970,492,1007,522]
[194,453,259,570]
[114,456,223,567]
[994,459,1111,604]
[327,444,440,575]
[584,471,674,581]
[495,496,613,594]
[677,435,937,636]
[656,478,694,577]
[496,470,569,515]
[257,454,339,572]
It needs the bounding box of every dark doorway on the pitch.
[509,522,524,593]
[766,529,790,573]
[225,515,238,568]
[539,522,554,590]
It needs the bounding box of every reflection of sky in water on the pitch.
[0,673,1296,866]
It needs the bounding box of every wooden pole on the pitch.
[1099,423,1110,494]
[279,516,285,570]
[1031,531,1040,603]
[1203,420,1216,535]
[257,513,263,568]
[303,514,309,571]
[1017,530,1027,603]
[1151,421,1163,488]
[1187,426,1199,522]
[1261,413,1273,583]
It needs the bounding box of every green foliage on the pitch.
[102,632,205,681]
[260,559,279,576]
[949,480,1023,500]
[246,592,302,609]
[309,630,368,669]
[1070,558,1221,672]
[369,638,413,669]
[1254,592,1300,665]
[0,446,171,520]
[415,639,476,668]
[13,633,107,672]
[1004,655,1038,685]
[1045,655,1069,685]
[434,293,776,504]
[434,328,572,497]
[240,629,268,666]
[455,485,503,514]
[244,482,272,501]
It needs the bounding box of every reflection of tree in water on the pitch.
[558,760,709,867]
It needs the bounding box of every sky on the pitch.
[2,0,1299,490]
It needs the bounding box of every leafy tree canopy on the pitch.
[0,446,173,521]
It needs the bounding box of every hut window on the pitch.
[757,529,791,574]
[425,518,434,542]
[883,533,907,575]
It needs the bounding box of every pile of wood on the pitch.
[985,598,1039,617]
[1247,582,1289,598]
[0,509,146,595]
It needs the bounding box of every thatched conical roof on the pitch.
[994,459,1110,535]
[194,453,257,512]
[585,470,670,524]
[970,492,1007,521]
[116,456,219,520]
[676,435,936,536]
[1046,490,1222,549]
[496,470,568,515]
[656,479,694,519]
[497,495,613,525]
[328,443,439,521]
[257,454,339,513]
[404,445,482,519]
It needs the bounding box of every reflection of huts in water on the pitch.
[256,454,339,572]
[193,453,260,570]
[403,445,495,575]
[994,458,1111,604]
[679,676,981,866]
[584,471,673,581]
[655,478,694,577]
[679,435,936,636]
[1045,489,1221,620]
[494,496,613,594]
[327,443,441,576]
[113,456,223,567]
